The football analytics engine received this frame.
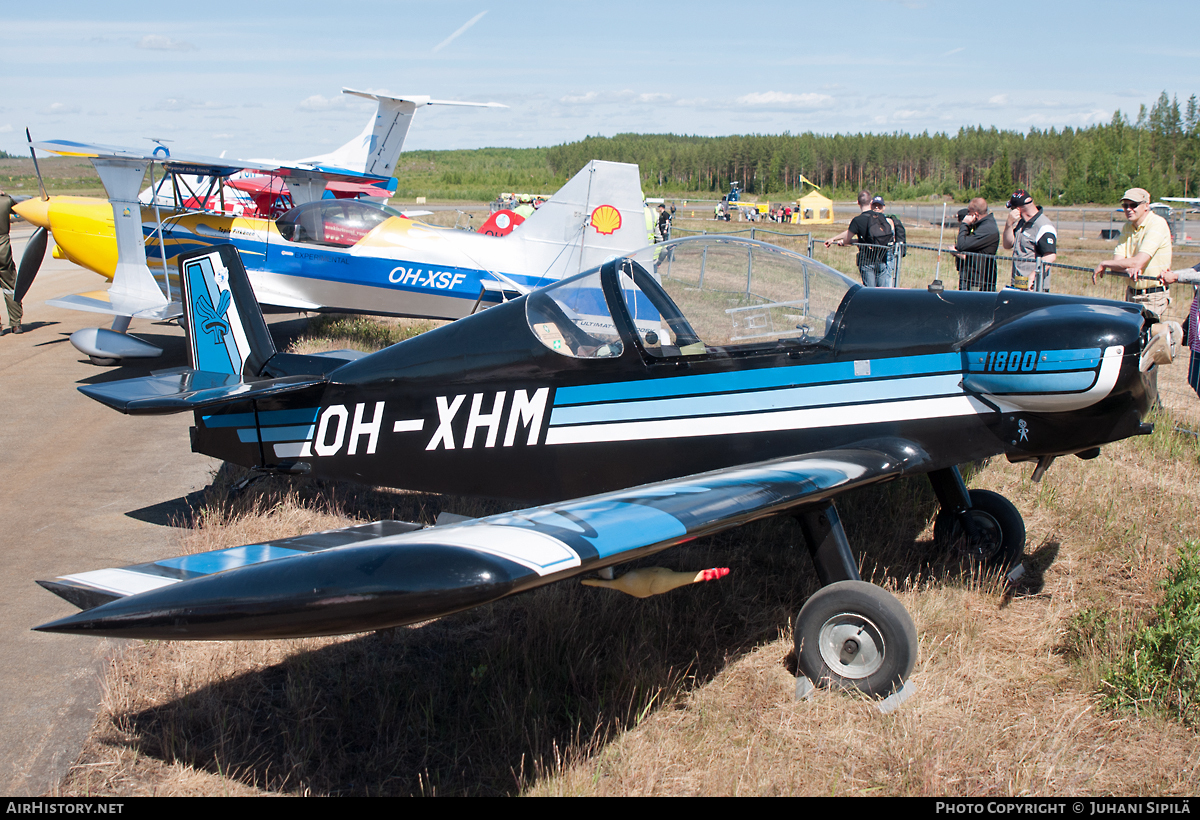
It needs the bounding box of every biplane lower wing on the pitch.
[35,444,922,640]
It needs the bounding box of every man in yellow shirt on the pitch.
[1093,187,1173,317]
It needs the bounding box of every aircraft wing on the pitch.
[35,443,925,640]
[34,140,391,186]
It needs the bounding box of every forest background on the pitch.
[4,92,1196,209]
[387,91,1200,206]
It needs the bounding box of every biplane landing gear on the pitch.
[793,502,918,700]
[928,467,1026,568]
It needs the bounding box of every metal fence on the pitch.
[811,240,1200,418]
[666,225,1200,416]
[831,204,1197,245]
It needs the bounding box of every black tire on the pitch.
[795,580,917,698]
[88,355,120,367]
[933,488,1025,568]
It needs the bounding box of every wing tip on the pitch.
[37,579,121,612]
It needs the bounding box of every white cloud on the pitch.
[638,93,671,103]
[146,98,225,112]
[989,94,1009,105]
[298,94,349,111]
[42,102,80,115]
[137,34,196,52]
[0,125,11,133]
[944,47,965,56]
[560,92,599,104]
[736,91,833,108]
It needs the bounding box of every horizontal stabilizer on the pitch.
[78,368,325,415]
[46,292,181,320]
[35,444,923,640]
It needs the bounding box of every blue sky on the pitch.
[4,0,1199,160]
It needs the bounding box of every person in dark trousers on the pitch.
[950,197,1000,291]
[656,204,671,242]
[0,189,22,335]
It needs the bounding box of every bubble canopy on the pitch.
[526,236,858,360]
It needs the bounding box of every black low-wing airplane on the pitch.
[36,236,1162,699]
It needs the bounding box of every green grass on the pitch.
[1102,541,1200,725]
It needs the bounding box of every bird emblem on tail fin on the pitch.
[197,289,232,343]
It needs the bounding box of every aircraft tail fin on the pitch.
[77,245,373,416]
[512,160,648,279]
[300,90,506,178]
[178,244,276,378]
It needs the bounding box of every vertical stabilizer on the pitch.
[299,90,506,177]
[514,161,647,278]
[179,245,276,377]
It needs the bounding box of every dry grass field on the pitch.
[44,298,1200,797]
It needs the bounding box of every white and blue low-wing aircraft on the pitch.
[37,235,1169,703]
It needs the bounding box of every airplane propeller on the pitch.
[15,226,48,302]
[25,128,48,202]
[14,130,50,303]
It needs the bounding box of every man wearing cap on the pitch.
[1002,190,1057,291]
[825,190,895,287]
[1092,188,1172,317]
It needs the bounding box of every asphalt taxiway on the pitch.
[0,226,221,795]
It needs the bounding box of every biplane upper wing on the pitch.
[35,443,924,640]
[32,140,395,331]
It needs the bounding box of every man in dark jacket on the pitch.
[950,197,1000,291]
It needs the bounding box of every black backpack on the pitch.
[885,213,907,257]
[866,211,894,247]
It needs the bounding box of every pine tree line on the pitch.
[543,92,1200,205]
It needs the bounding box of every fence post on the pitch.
[746,245,753,295]
[807,236,815,257]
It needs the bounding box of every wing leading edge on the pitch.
[35,443,924,640]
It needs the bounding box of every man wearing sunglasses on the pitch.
[1092,187,1173,317]
[1002,189,1057,291]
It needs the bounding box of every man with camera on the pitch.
[1002,190,1057,291]
[951,197,1000,291]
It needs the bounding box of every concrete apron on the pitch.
[0,226,221,795]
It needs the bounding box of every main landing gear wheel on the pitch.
[934,489,1026,568]
[795,580,917,698]
[88,355,119,366]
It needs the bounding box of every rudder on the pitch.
[179,244,276,377]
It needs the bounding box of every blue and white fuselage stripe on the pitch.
[547,353,976,445]
[544,348,1118,446]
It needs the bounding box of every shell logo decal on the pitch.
[590,205,622,235]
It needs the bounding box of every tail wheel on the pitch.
[934,488,1025,568]
[795,580,917,698]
